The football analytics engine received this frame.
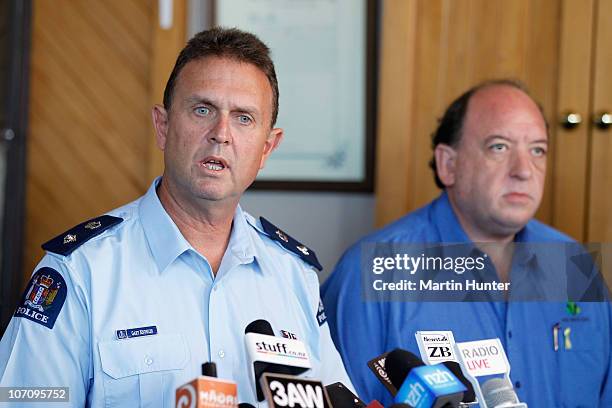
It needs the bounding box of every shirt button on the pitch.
[218,350,225,358]
[213,286,219,292]
[508,330,513,339]
[144,356,153,366]
[515,381,521,388]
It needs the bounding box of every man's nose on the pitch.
[208,115,231,145]
[509,149,532,180]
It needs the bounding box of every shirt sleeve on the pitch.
[321,245,392,406]
[0,254,91,407]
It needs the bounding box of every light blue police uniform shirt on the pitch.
[0,178,352,407]
[321,192,612,408]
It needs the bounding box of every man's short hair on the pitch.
[429,79,547,189]
[163,27,279,127]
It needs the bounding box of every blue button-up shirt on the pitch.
[322,192,612,408]
[0,178,352,407]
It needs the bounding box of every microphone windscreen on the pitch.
[245,319,274,335]
[238,404,255,408]
[482,377,520,407]
[201,361,217,377]
[442,360,476,402]
[385,349,424,389]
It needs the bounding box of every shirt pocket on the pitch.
[98,333,189,408]
[558,325,605,408]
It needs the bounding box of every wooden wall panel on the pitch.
[376,0,561,228]
[374,0,418,226]
[24,0,154,274]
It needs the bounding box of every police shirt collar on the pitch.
[139,177,192,273]
[227,205,256,264]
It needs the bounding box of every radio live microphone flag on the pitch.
[454,338,527,408]
[175,361,239,408]
[244,319,312,401]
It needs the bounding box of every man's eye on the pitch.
[532,147,547,157]
[195,107,210,116]
[238,115,252,124]
[489,143,508,152]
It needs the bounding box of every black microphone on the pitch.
[244,319,311,402]
[201,361,217,377]
[245,319,275,336]
[325,382,366,408]
[238,404,255,408]
[441,361,476,403]
[385,348,424,390]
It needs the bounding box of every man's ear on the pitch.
[259,127,284,169]
[152,105,169,150]
[434,143,457,187]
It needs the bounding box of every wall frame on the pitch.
[214,0,378,192]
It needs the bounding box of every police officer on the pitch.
[0,27,352,407]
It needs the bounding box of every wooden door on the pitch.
[23,0,185,278]
[376,0,562,229]
[587,0,612,242]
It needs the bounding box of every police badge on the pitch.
[15,267,67,329]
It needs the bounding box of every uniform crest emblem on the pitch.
[24,273,60,312]
[296,245,310,256]
[84,221,102,230]
[63,234,77,245]
[15,267,67,329]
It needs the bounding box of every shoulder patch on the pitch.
[260,217,323,271]
[15,267,67,329]
[317,299,327,326]
[42,215,123,256]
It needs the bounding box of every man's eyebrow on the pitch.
[184,95,261,116]
[483,135,548,145]
[483,134,512,144]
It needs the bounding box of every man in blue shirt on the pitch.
[0,28,351,407]
[322,80,612,407]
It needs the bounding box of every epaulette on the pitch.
[260,217,322,271]
[42,215,123,256]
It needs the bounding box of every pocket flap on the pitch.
[99,333,189,379]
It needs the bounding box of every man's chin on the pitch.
[493,209,535,234]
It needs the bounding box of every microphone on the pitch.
[261,373,332,408]
[238,404,255,408]
[386,349,466,408]
[481,378,527,408]
[441,361,476,403]
[325,382,366,407]
[385,349,425,390]
[244,319,312,401]
[367,352,399,396]
[175,361,239,408]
